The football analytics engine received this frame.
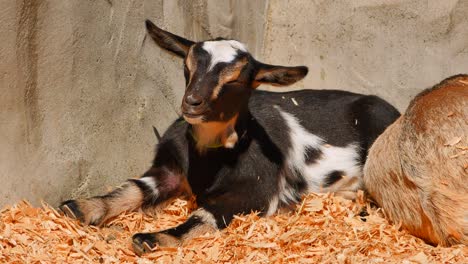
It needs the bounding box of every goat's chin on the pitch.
[183,115,205,125]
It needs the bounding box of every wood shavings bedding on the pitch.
[1,193,466,263]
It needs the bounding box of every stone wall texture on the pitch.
[1,0,467,207]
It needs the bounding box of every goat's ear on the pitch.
[145,19,194,58]
[253,63,308,87]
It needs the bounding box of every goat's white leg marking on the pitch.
[266,195,279,216]
[191,208,218,228]
[138,176,160,197]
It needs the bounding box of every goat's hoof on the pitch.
[132,233,157,256]
[359,207,369,222]
[59,200,84,222]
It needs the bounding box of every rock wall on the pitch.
[1,0,467,207]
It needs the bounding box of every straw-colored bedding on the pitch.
[1,192,466,263]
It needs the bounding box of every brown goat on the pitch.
[364,74,468,246]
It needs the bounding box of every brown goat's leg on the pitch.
[60,167,189,226]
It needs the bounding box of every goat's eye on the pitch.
[184,65,189,80]
[226,80,240,85]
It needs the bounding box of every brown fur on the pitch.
[70,182,144,225]
[211,58,247,100]
[180,223,217,245]
[192,114,239,152]
[364,75,468,246]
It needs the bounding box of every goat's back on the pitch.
[249,89,399,154]
[364,74,468,246]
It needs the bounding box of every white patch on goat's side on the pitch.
[276,107,323,170]
[304,144,362,192]
[138,177,159,196]
[203,40,247,71]
[276,107,362,196]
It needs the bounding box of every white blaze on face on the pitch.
[202,40,247,71]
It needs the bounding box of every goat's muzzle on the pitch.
[181,104,208,125]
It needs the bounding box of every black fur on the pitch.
[304,146,323,164]
[132,232,158,255]
[59,200,85,223]
[161,216,203,238]
[60,21,401,253]
[323,170,345,188]
[142,88,400,229]
[129,178,159,208]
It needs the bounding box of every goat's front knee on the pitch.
[60,169,188,226]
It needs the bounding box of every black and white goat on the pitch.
[60,20,400,255]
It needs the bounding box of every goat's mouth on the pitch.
[182,112,206,124]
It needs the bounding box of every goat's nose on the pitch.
[185,94,204,106]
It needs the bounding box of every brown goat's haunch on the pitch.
[364,75,468,246]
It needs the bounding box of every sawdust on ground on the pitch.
[1,192,466,263]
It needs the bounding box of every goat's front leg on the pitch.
[59,166,188,226]
[132,208,218,255]
[132,190,266,255]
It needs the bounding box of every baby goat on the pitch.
[364,74,468,246]
[60,20,400,255]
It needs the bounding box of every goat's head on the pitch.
[146,20,308,125]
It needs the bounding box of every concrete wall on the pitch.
[1,0,467,207]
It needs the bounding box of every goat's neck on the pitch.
[191,109,250,152]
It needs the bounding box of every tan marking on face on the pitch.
[192,113,239,152]
[211,58,248,100]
